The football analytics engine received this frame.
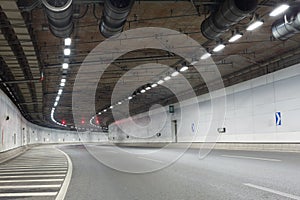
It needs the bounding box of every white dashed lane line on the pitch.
[221,155,281,162]
[244,183,300,200]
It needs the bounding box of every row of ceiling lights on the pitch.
[52,4,290,129]
[200,4,290,60]
[51,38,72,127]
[89,4,291,127]
[89,63,191,127]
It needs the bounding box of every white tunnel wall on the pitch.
[0,89,108,153]
[109,63,300,143]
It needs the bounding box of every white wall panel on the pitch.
[110,63,300,143]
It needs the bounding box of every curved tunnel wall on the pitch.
[109,63,300,143]
[0,89,108,153]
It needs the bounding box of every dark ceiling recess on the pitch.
[99,0,135,38]
[201,0,257,40]
[272,8,300,41]
[42,0,74,38]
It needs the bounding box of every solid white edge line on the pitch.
[55,147,73,200]
[138,157,163,163]
[244,183,300,200]
[0,192,58,197]
[221,155,281,162]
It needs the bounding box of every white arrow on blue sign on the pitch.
[275,112,282,126]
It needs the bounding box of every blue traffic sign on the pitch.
[275,112,282,126]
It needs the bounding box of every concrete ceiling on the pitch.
[1,0,300,131]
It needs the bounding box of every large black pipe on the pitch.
[272,12,300,41]
[42,0,74,38]
[201,0,257,40]
[99,0,135,38]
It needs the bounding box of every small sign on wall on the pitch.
[169,105,174,113]
[275,112,282,126]
[191,123,195,133]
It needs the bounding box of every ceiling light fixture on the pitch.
[200,52,212,60]
[246,20,264,31]
[213,44,226,52]
[60,82,65,87]
[103,109,107,112]
[55,96,60,102]
[110,105,114,109]
[64,38,72,46]
[128,96,133,100]
[151,83,158,88]
[171,71,179,77]
[141,89,146,93]
[270,4,290,17]
[190,59,199,65]
[62,63,69,69]
[118,101,122,105]
[54,102,58,107]
[146,86,151,90]
[61,78,66,83]
[229,33,243,43]
[164,76,171,81]
[58,89,63,95]
[180,66,188,72]
[64,48,71,56]
[157,80,164,85]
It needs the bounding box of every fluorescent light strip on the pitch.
[246,20,263,31]
[201,52,211,60]
[171,71,179,77]
[64,38,72,46]
[213,44,225,52]
[62,63,69,69]
[64,48,71,56]
[229,33,243,43]
[270,4,290,17]
[151,83,158,88]
[164,76,171,81]
[180,66,188,72]
[157,80,164,84]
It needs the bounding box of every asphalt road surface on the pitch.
[59,144,300,200]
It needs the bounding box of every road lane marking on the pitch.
[221,155,281,162]
[0,174,66,178]
[244,183,300,200]
[0,168,67,172]
[0,166,67,169]
[55,148,73,200]
[0,171,67,175]
[0,179,64,183]
[138,157,163,163]
[0,192,58,197]
[0,185,61,189]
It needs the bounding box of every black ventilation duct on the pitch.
[201,0,257,40]
[42,0,74,38]
[272,12,300,41]
[100,0,135,38]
